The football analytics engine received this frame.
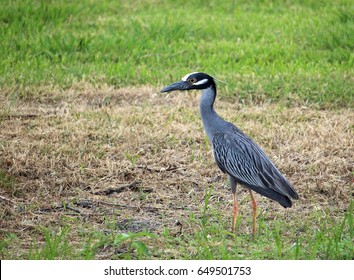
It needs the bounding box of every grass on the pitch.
[2,196,353,260]
[0,0,353,260]
[0,0,353,107]
[0,87,353,259]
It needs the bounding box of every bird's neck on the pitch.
[200,84,223,141]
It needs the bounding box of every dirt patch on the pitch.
[0,86,353,257]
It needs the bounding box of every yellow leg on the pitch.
[232,192,239,233]
[249,190,257,236]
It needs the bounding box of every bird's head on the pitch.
[160,72,216,93]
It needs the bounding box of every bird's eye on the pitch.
[189,78,197,84]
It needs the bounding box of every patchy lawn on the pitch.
[0,86,353,259]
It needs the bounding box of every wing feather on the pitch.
[212,124,299,205]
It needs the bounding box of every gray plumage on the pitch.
[212,128,298,207]
[198,79,298,207]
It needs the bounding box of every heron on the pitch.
[160,72,299,235]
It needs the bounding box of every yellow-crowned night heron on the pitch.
[161,72,299,235]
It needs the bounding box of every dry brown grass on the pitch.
[0,86,353,258]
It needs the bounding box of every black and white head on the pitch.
[160,72,216,93]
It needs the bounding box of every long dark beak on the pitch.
[160,81,188,93]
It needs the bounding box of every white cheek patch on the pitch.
[194,78,208,85]
[182,72,198,81]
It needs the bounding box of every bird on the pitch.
[160,72,299,235]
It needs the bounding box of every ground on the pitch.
[0,86,352,259]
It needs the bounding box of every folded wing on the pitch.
[212,124,299,208]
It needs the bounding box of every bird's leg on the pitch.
[229,176,238,233]
[248,190,257,236]
[232,191,238,233]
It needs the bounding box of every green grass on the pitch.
[1,0,353,107]
[0,170,18,196]
[162,196,354,260]
[2,199,352,260]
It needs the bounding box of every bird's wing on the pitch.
[212,126,298,201]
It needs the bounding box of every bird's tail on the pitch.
[248,185,293,208]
